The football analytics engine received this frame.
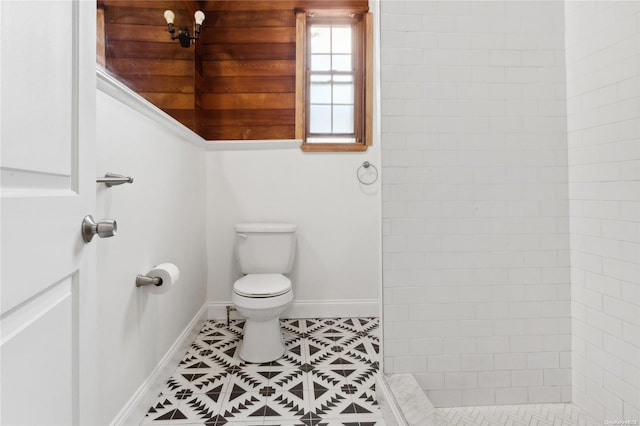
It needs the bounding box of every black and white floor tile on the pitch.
[143,317,385,426]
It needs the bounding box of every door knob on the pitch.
[82,215,117,243]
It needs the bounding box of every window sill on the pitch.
[301,143,368,152]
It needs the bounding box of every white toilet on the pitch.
[231,223,296,363]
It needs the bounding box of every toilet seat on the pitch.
[233,274,291,298]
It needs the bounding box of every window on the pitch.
[296,10,373,152]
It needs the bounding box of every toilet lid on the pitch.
[233,274,292,298]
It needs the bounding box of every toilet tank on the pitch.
[234,223,297,274]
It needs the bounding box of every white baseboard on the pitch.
[207,299,381,320]
[111,304,208,426]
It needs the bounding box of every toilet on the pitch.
[231,223,296,363]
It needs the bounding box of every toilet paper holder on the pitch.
[135,274,162,287]
[135,263,179,293]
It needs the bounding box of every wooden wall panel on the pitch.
[202,43,295,61]
[201,93,295,110]
[197,0,367,140]
[201,125,295,140]
[100,0,368,141]
[200,1,297,140]
[199,77,295,94]
[210,28,296,44]
[202,1,368,12]
[202,60,295,78]
[99,0,196,130]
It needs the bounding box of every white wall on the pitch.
[96,87,207,424]
[565,2,640,422]
[206,146,382,318]
[381,1,571,407]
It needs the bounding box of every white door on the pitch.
[1,1,98,424]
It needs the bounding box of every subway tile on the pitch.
[494,319,526,336]
[603,296,640,327]
[510,335,543,353]
[494,353,527,370]
[542,335,571,352]
[478,371,511,388]
[509,302,542,318]
[528,385,563,403]
[544,369,572,386]
[429,355,461,372]
[427,390,462,408]
[461,354,494,372]
[559,351,572,369]
[525,318,560,335]
[541,301,570,318]
[443,337,477,355]
[445,372,478,390]
[383,14,422,32]
[495,387,529,405]
[511,370,543,387]
[410,337,444,356]
[384,338,411,356]
[527,352,560,369]
[461,388,496,405]
[586,307,623,337]
[476,302,509,320]
[603,334,640,367]
[394,355,428,373]
[383,305,409,322]
[458,320,493,337]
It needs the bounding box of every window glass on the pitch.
[310,81,332,104]
[333,80,354,104]
[310,54,331,71]
[309,105,332,133]
[308,22,355,141]
[331,26,352,53]
[332,54,352,71]
[333,105,354,133]
[310,26,331,53]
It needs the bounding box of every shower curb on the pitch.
[383,374,452,426]
[376,373,408,425]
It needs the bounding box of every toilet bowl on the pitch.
[232,223,296,363]
[232,274,293,362]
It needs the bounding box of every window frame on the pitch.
[296,10,373,152]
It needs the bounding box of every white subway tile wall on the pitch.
[381,0,571,407]
[565,1,640,423]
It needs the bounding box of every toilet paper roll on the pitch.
[147,263,180,295]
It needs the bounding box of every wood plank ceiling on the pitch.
[98,0,369,141]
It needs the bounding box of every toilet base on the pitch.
[232,287,293,364]
[239,317,285,363]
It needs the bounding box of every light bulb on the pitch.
[163,10,175,25]
[194,10,205,25]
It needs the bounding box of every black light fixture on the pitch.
[163,9,205,48]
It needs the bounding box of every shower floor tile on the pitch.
[142,317,386,426]
[438,403,601,426]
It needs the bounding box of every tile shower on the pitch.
[381,0,571,406]
[380,0,639,422]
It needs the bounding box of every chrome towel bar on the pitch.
[97,172,134,187]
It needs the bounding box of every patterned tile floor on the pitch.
[438,403,601,426]
[143,317,385,426]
